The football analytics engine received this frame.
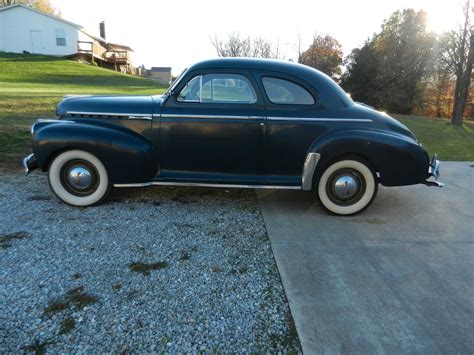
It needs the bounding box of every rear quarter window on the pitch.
[262,77,315,105]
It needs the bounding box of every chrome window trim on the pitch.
[114,181,301,190]
[267,117,373,123]
[301,152,321,191]
[176,75,201,103]
[262,76,316,105]
[177,73,258,104]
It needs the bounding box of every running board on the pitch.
[113,181,302,190]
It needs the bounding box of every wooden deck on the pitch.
[77,41,131,65]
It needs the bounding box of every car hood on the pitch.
[56,95,154,117]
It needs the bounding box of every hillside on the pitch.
[0,53,167,166]
[0,52,166,126]
[0,52,472,167]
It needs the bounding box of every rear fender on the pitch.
[308,129,429,187]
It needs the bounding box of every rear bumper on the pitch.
[428,154,440,179]
[22,154,38,176]
[425,154,444,187]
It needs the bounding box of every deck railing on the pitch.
[77,41,130,64]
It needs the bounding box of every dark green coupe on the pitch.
[23,58,442,215]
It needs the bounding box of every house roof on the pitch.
[0,3,82,28]
[108,43,134,52]
[80,30,106,44]
[79,32,133,52]
[151,67,172,72]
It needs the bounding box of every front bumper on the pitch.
[425,154,444,187]
[22,153,38,176]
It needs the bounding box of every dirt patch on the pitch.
[0,231,30,249]
[128,261,169,276]
[44,286,99,316]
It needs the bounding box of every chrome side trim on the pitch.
[114,182,154,187]
[37,118,75,123]
[301,152,321,191]
[113,181,301,190]
[160,114,263,120]
[267,117,373,123]
[66,111,152,120]
[128,116,153,120]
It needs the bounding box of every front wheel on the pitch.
[48,150,110,206]
[317,159,378,216]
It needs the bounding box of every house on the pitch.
[0,4,134,74]
[149,67,172,85]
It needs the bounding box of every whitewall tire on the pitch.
[48,150,110,206]
[317,159,377,216]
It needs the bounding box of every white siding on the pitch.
[0,6,79,56]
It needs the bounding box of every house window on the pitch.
[56,29,66,46]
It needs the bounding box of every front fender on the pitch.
[309,129,429,186]
[32,120,158,184]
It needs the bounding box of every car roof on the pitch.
[190,58,320,78]
[185,58,353,109]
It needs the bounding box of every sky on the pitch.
[51,0,465,75]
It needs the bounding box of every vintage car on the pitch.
[23,58,442,215]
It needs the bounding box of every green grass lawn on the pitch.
[394,114,474,161]
[0,52,472,168]
[0,53,166,165]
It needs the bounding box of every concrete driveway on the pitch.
[257,161,474,353]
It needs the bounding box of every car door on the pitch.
[159,71,266,184]
[253,72,327,185]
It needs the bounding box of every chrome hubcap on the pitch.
[333,175,359,199]
[67,166,92,190]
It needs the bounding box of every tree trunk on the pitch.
[452,32,473,125]
[451,1,472,125]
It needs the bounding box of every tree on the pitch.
[341,9,434,114]
[441,0,473,125]
[211,32,279,59]
[0,0,59,16]
[298,34,343,79]
[340,41,380,107]
[374,9,434,113]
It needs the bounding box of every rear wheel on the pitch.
[48,150,110,206]
[317,159,378,216]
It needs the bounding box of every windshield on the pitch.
[164,68,188,95]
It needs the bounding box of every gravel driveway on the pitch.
[0,168,300,353]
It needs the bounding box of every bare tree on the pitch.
[442,0,473,125]
[296,34,303,63]
[211,32,278,59]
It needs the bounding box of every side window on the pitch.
[177,74,257,103]
[177,76,201,102]
[262,77,315,105]
[56,29,66,46]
